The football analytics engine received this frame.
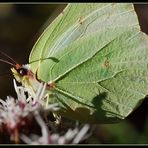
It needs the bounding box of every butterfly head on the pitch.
[11,64,31,82]
[11,64,42,95]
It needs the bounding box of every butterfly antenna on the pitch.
[0,59,15,66]
[0,50,17,64]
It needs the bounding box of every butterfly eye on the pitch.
[18,68,28,76]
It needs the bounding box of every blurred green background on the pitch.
[0,4,148,144]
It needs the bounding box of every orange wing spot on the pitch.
[79,16,84,25]
[47,82,56,89]
[50,82,56,88]
[103,60,110,68]
[107,12,111,19]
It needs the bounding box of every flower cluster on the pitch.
[0,80,90,144]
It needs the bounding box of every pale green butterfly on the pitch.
[11,3,148,123]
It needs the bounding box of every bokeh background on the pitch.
[0,3,148,144]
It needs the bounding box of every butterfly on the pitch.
[9,3,148,123]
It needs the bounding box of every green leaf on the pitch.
[28,3,148,123]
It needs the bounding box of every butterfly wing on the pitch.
[29,3,148,123]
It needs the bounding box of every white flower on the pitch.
[0,79,59,143]
[0,79,90,144]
